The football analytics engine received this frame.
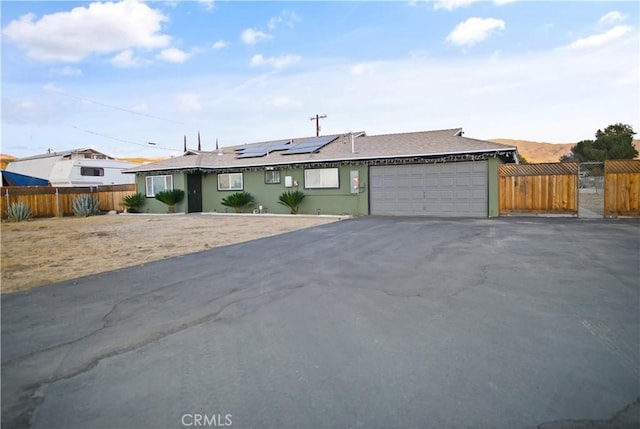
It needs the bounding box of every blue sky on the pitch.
[2,0,638,158]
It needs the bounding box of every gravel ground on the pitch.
[0,214,339,293]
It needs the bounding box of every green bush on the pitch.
[155,189,185,213]
[278,191,306,214]
[121,192,145,213]
[221,192,255,213]
[6,201,33,222]
[72,195,99,217]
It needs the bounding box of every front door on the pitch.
[187,174,202,213]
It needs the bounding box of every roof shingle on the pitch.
[125,128,517,173]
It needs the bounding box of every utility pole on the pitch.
[310,114,327,137]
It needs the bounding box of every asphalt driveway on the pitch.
[2,217,639,429]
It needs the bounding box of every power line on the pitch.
[70,125,177,151]
[52,88,190,126]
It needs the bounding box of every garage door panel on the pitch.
[456,190,471,199]
[439,177,454,187]
[370,161,488,217]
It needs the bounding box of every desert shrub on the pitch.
[72,195,99,217]
[121,192,145,213]
[278,191,306,214]
[6,201,33,222]
[221,192,255,213]
[155,190,185,213]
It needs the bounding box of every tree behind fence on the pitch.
[0,184,136,218]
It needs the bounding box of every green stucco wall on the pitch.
[201,165,369,216]
[136,166,368,216]
[136,172,187,214]
[487,157,501,218]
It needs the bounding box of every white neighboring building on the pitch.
[5,148,137,187]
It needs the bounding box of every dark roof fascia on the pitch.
[125,166,201,175]
[205,147,518,170]
[205,152,515,174]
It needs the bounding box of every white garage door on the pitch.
[370,161,488,217]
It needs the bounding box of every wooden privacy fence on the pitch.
[499,163,578,215]
[604,160,640,217]
[1,184,136,218]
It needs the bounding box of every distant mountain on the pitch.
[490,139,640,163]
[117,157,168,164]
[3,139,640,170]
[0,154,17,170]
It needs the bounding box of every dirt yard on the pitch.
[0,214,339,293]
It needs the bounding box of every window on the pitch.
[80,167,104,177]
[145,175,173,197]
[218,173,243,191]
[265,170,280,184]
[304,168,339,189]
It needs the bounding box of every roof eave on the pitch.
[126,147,517,173]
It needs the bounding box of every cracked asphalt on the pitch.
[2,217,639,429]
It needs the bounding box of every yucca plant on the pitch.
[221,192,255,213]
[278,190,306,214]
[72,195,100,217]
[6,201,33,222]
[155,189,185,213]
[121,192,145,213]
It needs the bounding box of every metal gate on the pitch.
[579,162,604,218]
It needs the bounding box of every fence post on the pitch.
[56,188,61,217]
[4,188,9,218]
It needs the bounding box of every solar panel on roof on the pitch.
[281,136,338,155]
[235,139,292,158]
[237,151,268,158]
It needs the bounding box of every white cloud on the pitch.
[3,11,637,159]
[110,49,143,68]
[434,0,514,10]
[267,10,301,30]
[212,40,229,50]
[2,0,171,62]
[433,0,478,11]
[51,66,82,77]
[176,93,202,112]
[241,28,272,45]
[565,25,632,50]
[198,0,214,11]
[446,17,505,47]
[250,54,301,69]
[157,47,190,63]
[350,63,375,76]
[599,11,626,26]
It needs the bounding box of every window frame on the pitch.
[217,172,244,191]
[80,167,104,177]
[304,168,340,189]
[145,175,173,197]
[264,170,281,184]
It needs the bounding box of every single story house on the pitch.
[124,128,518,217]
[4,148,136,187]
